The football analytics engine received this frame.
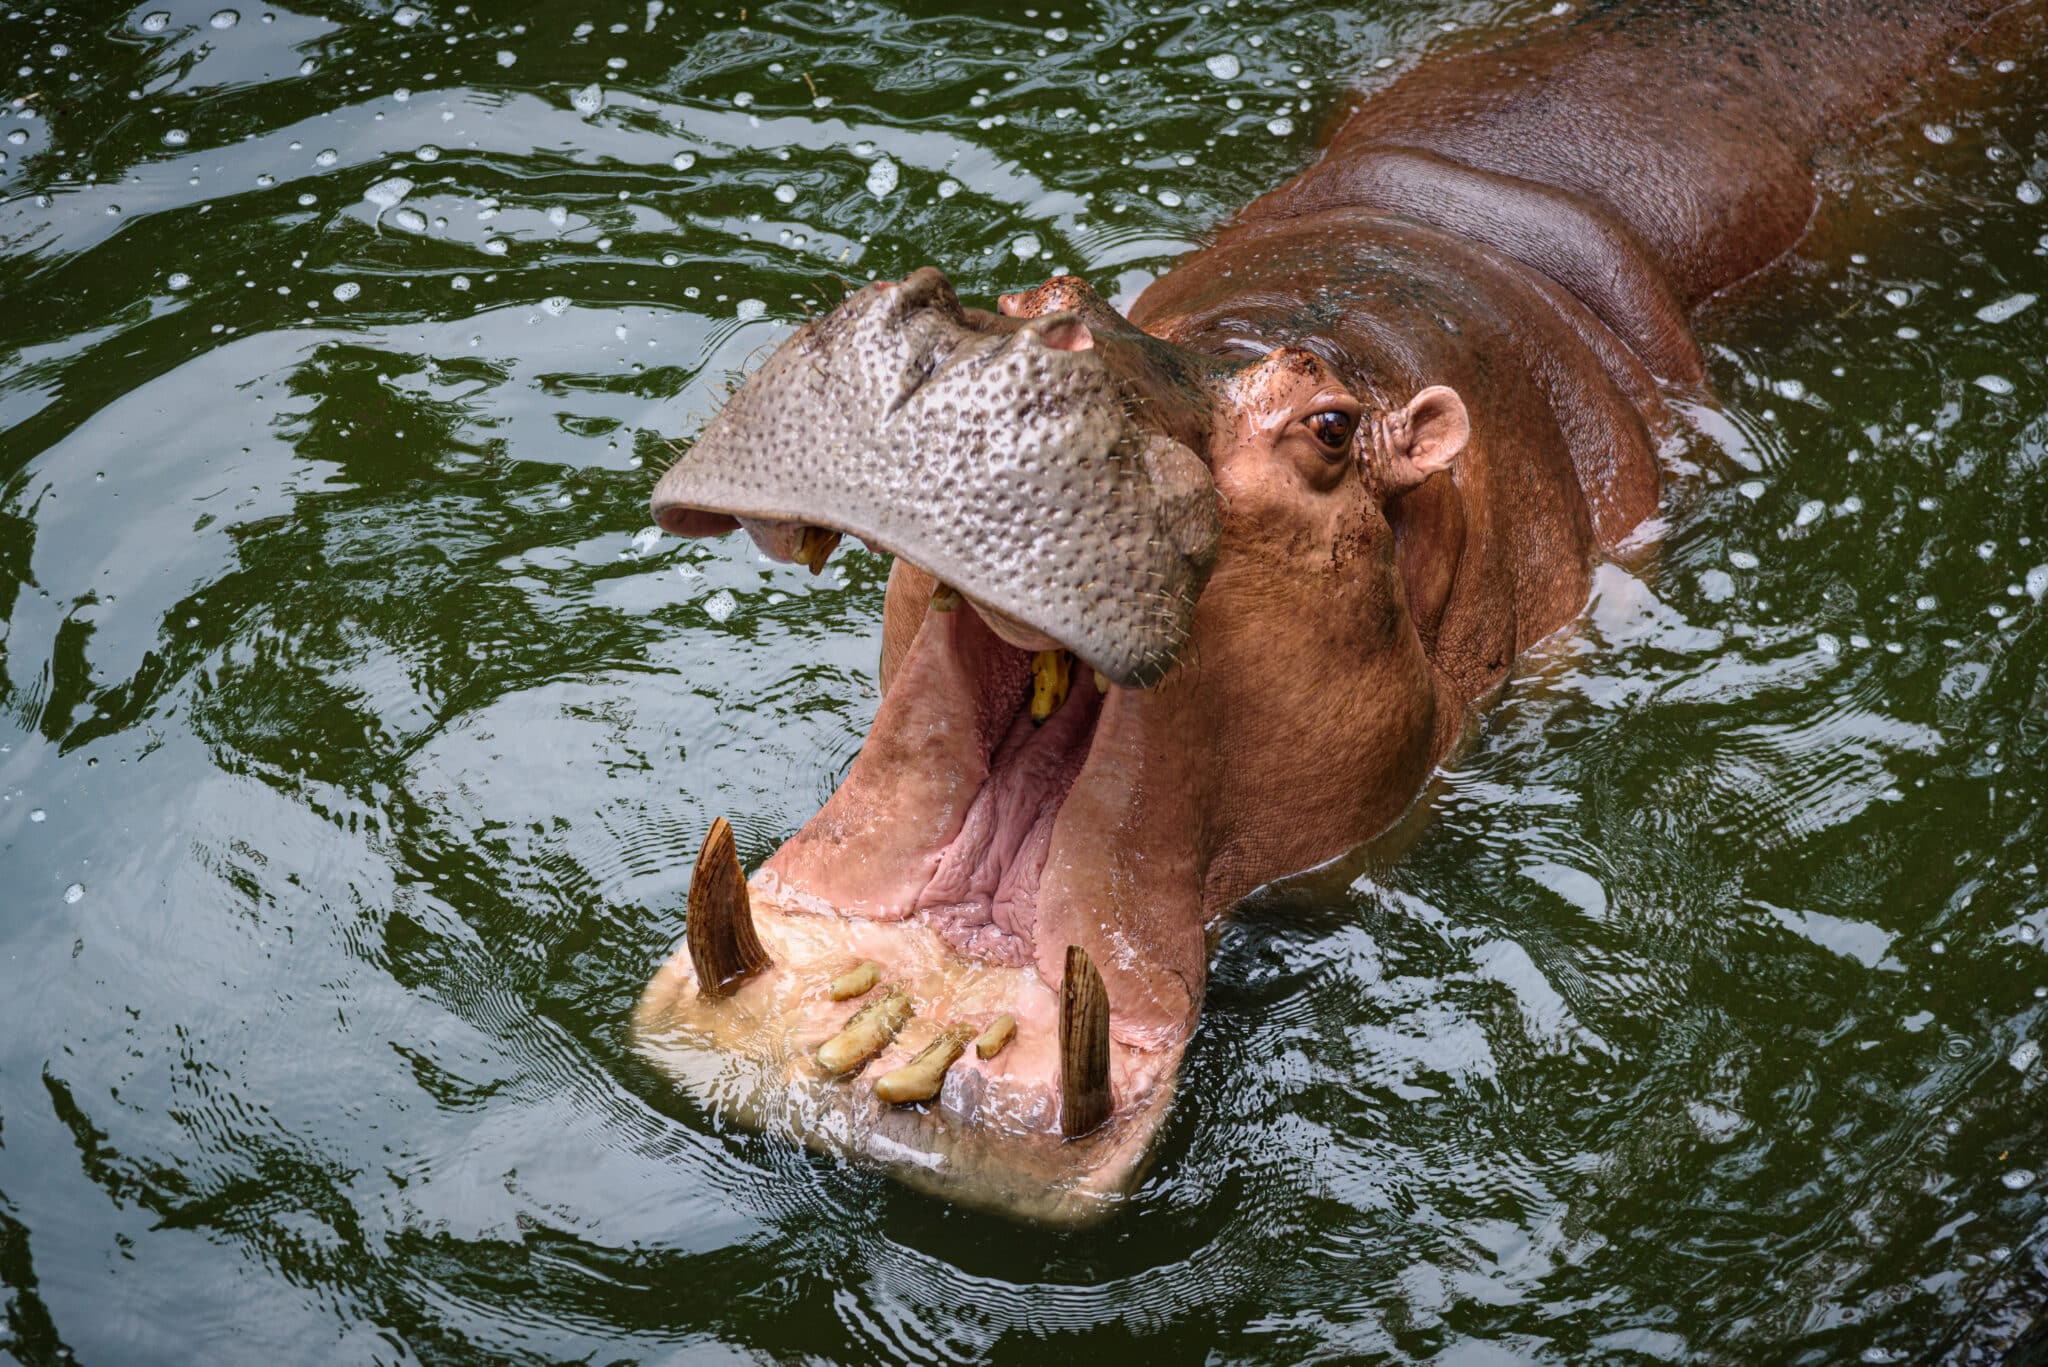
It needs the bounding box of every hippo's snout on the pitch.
[650,267,1221,687]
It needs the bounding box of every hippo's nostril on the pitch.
[1036,317,1095,352]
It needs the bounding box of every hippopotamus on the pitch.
[634,0,2020,1222]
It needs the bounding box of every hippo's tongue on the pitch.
[648,269,1220,687]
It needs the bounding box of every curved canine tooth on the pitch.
[973,1013,1016,1060]
[1059,945,1112,1138]
[794,525,841,575]
[1093,669,1111,695]
[817,986,913,1075]
[930,582,961,612]
[686,816,771,998]
[1031,649,1073,723]
[827,960,882,1001]
[874,1024,976,1104]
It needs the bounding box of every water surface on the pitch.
[3,1,2047,1361]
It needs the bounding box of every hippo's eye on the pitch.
[1306,409,1355,456]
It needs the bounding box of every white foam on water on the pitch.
[63,883,83,904]
[1975,374,2015,395]
[363,176,412,209]
[2025,565,2048,601]
[672,151,697,171]
[1795,500,1825,527]
[866,156,899,198]
[332,281,360,301]
[2002,1168,2036,1190]
[540,296,571,316]
[209,8,237,28]
[736,298,766,320]
[703,589,737,623]
[1267,116,1295,136]
[1975,293,2035,324]
[394,5,423,26]
[141,10,170,30]
[2011,1040,2041,1073]
[1205,53,1241,80]
[1010,232,1041,260]
[391,207,426,233]
[573,83,604,116]
[496,50,516,67]
[630,526,662,556]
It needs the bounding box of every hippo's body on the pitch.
[636,0,2032,1221]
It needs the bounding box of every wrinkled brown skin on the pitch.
[640,0,2020,1220]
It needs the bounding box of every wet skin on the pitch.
[636,0,2033,1220]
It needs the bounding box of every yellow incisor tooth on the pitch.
[1093,669,1111,695]
[973,1013,1016,1060]
[1031,649,1073,723]
[930,582,960,612]
[795,526,841,575]
[816,987,912,1075]
[874,1024,976,1104]
[827,960,881,1001]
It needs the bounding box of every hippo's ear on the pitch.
[1378,385,1469,494]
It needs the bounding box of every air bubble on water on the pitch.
[2003,1168,2036,1191]
[938,178,962,199]
[1154,189,1182,207]
[866,156,900,198]
[736,298,766,320]
[1815,632,1840,655]
[332,281,360,301]
[607,56,628,70]
[297,192,316,206]
[1915,594,1937,611]
[314,147,338,167]
[775,183,797,204]
[392,207,426,233]
[482,238,508,255]
[1976,374,2015,396]
[450,275,470,290]
[672,150,697,171]
[630,526,662,556]
[1921,123,1953,144]
[255,173,274,187]
[394,5,422,25]
[163,128,189,146]
[573,83,604,116]
[210,9,238,28]
[1205,53,1241,80]
[141,10,170,30]
[1975,293,2035,324]
[1047,26,1068,40]
[2012,1040,2041,1073]
[1896,326,1920,340]
[540,295,570,316]
[5,130,25,147]
[63,883,84,904]
[496,50,516,67]
[392,88,410,103]
[734,91,754,108]
[1883,287,1911,307]
[415,145,440,162]
[661,251,679,266]
[1736,479,1765,500]
[2023,565,2048,601]
[363,176,411,210]
[299,57,317,75]
[541,205,567,231]
[168,271,191,290]
[29,808,46,823]
[2020,181,2044,206]
[1011,232,1041,260]
[1267,116,1295,136]
[703,588,737,623]
[1729,550,1760,570]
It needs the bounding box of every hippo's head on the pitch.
[636,266,1470,1222]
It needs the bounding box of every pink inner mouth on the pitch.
[912,622,1106,967]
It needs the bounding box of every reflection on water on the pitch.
[2,0,2046,1361]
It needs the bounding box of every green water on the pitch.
[3,0,2046,1361]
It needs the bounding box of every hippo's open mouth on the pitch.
[634,270,1230,1219]
[633,588,1194,1224]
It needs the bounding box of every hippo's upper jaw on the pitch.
[649,267,1222,688]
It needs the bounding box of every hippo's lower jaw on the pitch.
[632,891,1185,1225]
[633,592,1207,1223]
